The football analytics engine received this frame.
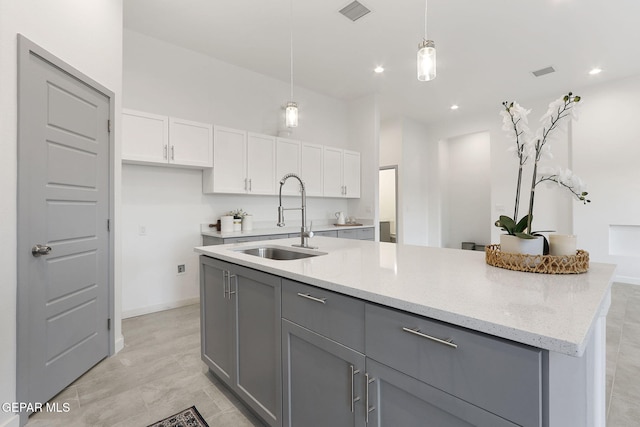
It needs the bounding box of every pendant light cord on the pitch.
[290,0,294,101]
[424,0,428,40]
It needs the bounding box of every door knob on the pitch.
[32,244,52,257]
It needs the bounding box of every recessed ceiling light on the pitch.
[374,66,384,73]
[589,68,602,75]
[450,105,459,110]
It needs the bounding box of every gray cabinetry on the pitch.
[200,256,282,426]
[282,319,365,427]
[365,303,542,427]
[365,358,517,427]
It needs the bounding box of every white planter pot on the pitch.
[242,215,253,231]
[500,234,544,255]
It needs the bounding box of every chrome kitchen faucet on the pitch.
[277,173,316,249]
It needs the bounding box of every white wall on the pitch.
[122,30,360,316]
[0,1,123,426]
[441,132,491,249]
[347,94,380,235]
[573,75,640,284]
[379,117,431,246]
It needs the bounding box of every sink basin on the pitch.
[234,245,326,260]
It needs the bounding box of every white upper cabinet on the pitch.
[122,109,168,164]
[168,117,214,168]
[301,142,324,197]
[323,146,361,198]
[203,127,276,195]
[247,132,276,195]
[204,126,247,194]
[276,137,301,196]
[342,150,361,198]
[322,146,343,198]
[122,109,213,168]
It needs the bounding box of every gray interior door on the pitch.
[17,36,112,414]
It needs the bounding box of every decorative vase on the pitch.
[499,234,544,255]
[233,217,242,232]
[549,234,577,256]
[242,215,253,231]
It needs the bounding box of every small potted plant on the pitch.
[229,209,253,231]
[495,92,590,255]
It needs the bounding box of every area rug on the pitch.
[147,406,209,427]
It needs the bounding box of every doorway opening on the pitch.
[379,166,398,243]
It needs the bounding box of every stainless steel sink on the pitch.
[234,246,326,260]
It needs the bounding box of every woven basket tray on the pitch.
[485,244,589,274]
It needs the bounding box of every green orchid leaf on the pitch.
[515,215,530,233]
[514,232,537,239]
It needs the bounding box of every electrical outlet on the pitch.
[138,225,146,236]
[177,264,186,275]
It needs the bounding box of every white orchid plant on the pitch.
[495,92,591,240]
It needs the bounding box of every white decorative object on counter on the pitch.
[499,234,543,255]
[220,215,234,233]
[233,218,242,231]
[549,234,577,256]
[242,215,253,231]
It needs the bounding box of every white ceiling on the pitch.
[124,0,640,125]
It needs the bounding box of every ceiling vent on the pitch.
[532,66,556,77]
[339,1,371,22]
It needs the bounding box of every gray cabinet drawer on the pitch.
[282,280,365,353]
[357,227,374,240]
[314,230,338,237]
[365,304,542,427]
[337,229,358,239]
[203,235,222,246]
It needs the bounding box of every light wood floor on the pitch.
[26,282,640,426]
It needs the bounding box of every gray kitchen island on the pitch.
[195,237,615,427]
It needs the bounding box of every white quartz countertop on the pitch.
[201,222,373,239]
[195,237,616,357]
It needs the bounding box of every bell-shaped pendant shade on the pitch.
[285,101,298,128]
[417,39,436,81]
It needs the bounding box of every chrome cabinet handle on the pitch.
[350,365,361,413]
[228,273,237,298]
[402,327,458,349]
[297,292,326,304]
[222,271,229,298]
[171,145,175,160]
[366,373,375,423]
[244,178,247,191]
[31,244,52,257]
[164,145,168,159]
[249,178,252,191]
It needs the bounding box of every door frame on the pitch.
[379,165,398,243]
[16,34,115,421]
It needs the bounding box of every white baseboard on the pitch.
[122,297,200,319]
[614,275,640,286]
[0,414,20,427]
[114,334,125,353]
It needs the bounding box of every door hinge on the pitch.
[107,318,111,330]
[107,219,111,232]
[107,119,111,133]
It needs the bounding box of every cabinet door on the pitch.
[301,142,324,197]
[168,117,213,168]
[282,319,366,427]
[323,146,344,197]
[205,126,247,194]
[247,132,276,195]
[200,257,234,384]
[365,359,518,427]
[234,265,282,427]
[276,137,301,196]
[343,150,361,198]
[122,109,168,164]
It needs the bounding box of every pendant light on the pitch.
[285,0,299,127]
[417,0,436,81]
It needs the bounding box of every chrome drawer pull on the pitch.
[350,365,361,413]
[402,327,458,349]
[297,292,326,304]
[366,373,375,423]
